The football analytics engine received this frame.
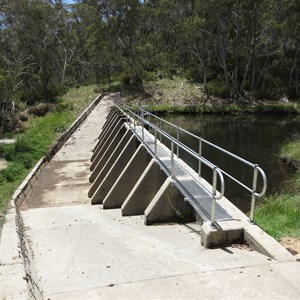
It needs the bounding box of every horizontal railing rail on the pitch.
[116,104,267,224]
[139,107,267,222]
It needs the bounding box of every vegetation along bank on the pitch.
[255,137,300,254]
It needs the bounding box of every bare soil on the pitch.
[280,237,300,256]
[0,159,8,171]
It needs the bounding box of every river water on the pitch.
[156,114,300,213]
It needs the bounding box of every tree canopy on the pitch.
[0,0,300,130]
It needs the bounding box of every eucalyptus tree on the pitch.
[286,0,300,98]
[105,0,144,88]
[1,0,74,102]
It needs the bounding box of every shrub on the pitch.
[0,163,25,183]
[207,78,230,98]
[15,138,33,153]
[142,71,157,82]
[118,72,131,86]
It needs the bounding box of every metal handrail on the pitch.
[117,104,226,226]
[139,107,267,222]
[117,104,267,223]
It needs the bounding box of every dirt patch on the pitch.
[0,158,8,171]
[280,237,300,256]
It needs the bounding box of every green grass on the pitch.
[280,139,300,162]
[255,194,300,240]
[0,85,98,214]
[255,138,300,240]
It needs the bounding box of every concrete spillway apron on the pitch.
[88,106,300,254]
[1,95,300,300]
[89,107,242,247]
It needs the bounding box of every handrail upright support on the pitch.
[148,112,151,134]
[155,128,157,159]
[142,110,145,143]
[211,167,218,227]
[250,165,259,223]
[198,137,202,177]
[159,119,162,141]
[134,116,136,131]
[176,126,180,157]
[171,139,174,178]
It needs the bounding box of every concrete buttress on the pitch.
[90,116,127,165]
[89,135,140,200]
[100,145,151,208]
[144,177,195,225]
[91,111,122,158]
[89,124,130,182]
[88,130,138,196]
[90,121,127,174]
[121,159,168,216]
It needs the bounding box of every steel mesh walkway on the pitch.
[135,126,233,223]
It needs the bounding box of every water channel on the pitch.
[153,113,300,213]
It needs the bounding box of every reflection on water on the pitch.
[154,114,300,213]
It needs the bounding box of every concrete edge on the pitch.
[47,93,105,161]
[4,93,105,300]
[213,197,295,262]
[110,107,296,263]
[11,93,105,210]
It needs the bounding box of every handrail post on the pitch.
[176,126,179,157]
[134,115,136,132]
[155,127,157,159]
[250,164,259,222]
[171,139,174,178]
[142,109,145,143]
[128,110,131,126]
[148,112,151,132]
[211,167,217,227]
[159,119,162,141]
[198,137,202,177]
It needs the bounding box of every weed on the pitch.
[255,137,300,240]
[168,197,189,224]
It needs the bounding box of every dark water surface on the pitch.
[158,114,300,213]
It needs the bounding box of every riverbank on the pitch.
[255,137,300,254]
[100,78,300,115]
[116,78,300,254]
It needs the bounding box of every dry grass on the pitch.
[123,77,206,107]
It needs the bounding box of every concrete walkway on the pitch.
[2,94,300,299]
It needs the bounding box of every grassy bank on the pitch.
[101,77,300,115]
[142,102,300,115]
[255,138,300,240]
[0,85,98,215]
